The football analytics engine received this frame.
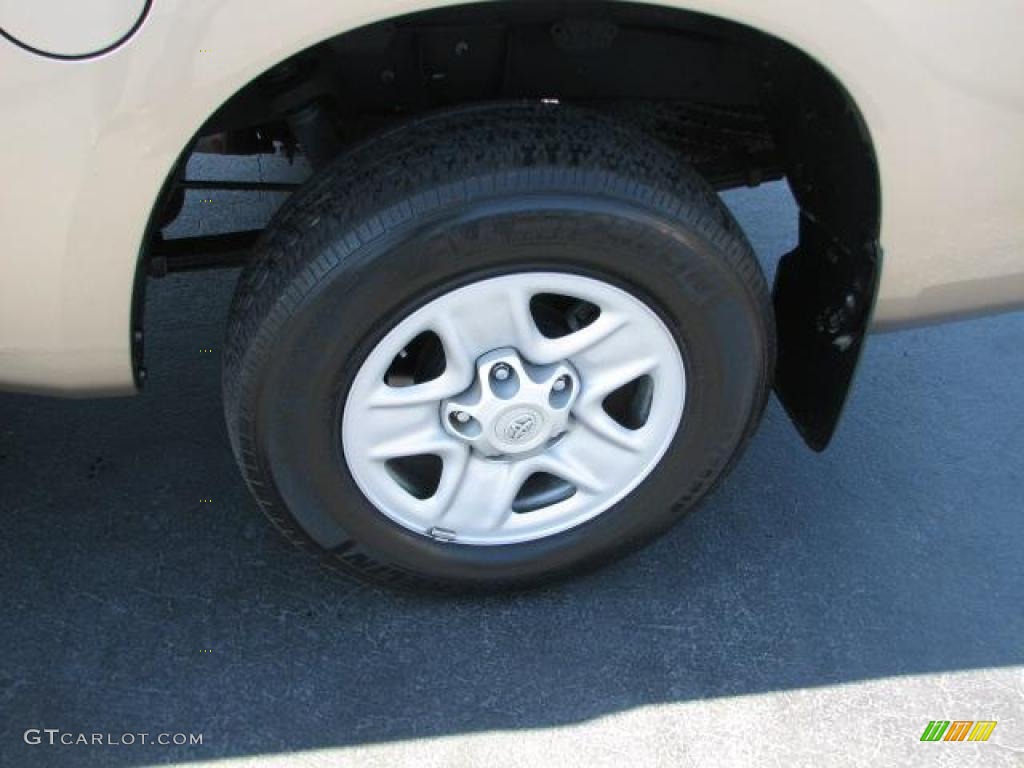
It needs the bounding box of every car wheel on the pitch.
[223,103,775,591]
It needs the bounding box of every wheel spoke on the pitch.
[571,401,647,453]
[528,443,605,496]
[563,414,645,480]
[569,316,661,383]
[430,312,479,392]
[571,351,658,450]
[580,354,658,404]
[424,445,471,517]
[519,311,629,365]
[367,425,454,461]
[503,283,544,354]
[367,375,463,409]
[436,457,528,534]
[436,281,540,356]
[360,400,452,460]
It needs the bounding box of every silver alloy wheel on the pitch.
[341,272,686,546]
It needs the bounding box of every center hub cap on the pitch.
[496,407,544,447]
[441,348,579,458]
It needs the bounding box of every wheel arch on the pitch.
[135,0,883,448]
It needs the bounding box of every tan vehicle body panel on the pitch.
[0,0,1022,395]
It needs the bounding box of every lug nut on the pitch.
[453,411,471,423]
[552,376,569,392]
[492,364,511,381]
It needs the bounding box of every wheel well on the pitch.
[142,0,881,450]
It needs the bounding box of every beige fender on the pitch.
[0,0,1022,394]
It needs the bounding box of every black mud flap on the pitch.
[772,214,881,451]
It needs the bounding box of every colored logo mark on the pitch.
[920,720,997,742]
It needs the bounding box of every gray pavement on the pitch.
[0,163,1021,768]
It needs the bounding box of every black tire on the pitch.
[223,103,774,592]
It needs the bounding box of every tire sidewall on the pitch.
[241,185,767,587]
